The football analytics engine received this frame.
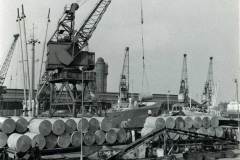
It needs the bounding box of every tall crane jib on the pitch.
[119,47,130,102]
[178,54,189,104]
[202,57,214,107]
[0,34,19,95]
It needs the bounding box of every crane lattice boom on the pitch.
[75,0,112,51]
[119,47,129,102]
[202,57,214,106]
[178,54,189,103]
[0,34,19,86]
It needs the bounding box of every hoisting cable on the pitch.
[140,0,150,95]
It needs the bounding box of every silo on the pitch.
[95,57,108,93]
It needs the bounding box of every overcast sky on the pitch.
[0,0,239,103]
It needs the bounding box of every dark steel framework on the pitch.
[202,57,214,107]
[48,70,96,117]
[119,47,130,102]
[179,54,189,104]
[37,1,112,117]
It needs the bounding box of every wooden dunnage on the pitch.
[48,119,65,135]
[95,130,105,145]
[83,131,95,146]
[57,133,71,148]
[25,132,46,150]
[71,131,82,147]
[7,133,31,152]
[45,133,58,149]
[11,116,28,133]
[0,132,8,148]
[0,117,16,134]
[61,118,77,134]
[28,119,52,136]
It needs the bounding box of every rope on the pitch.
[140,0,150,96]
[140,0,145,92]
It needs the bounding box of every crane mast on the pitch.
[0,34,19,94]
[178,54,189,104]
[202,57,214,108]
[119,47,130,103]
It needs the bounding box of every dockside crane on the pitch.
[0,34,19,98]
[202,57,215,109]
[119,47,130,103]
[37,0,112,117]
[178,54,189,104]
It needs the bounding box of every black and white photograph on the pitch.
[0,0,239,159]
